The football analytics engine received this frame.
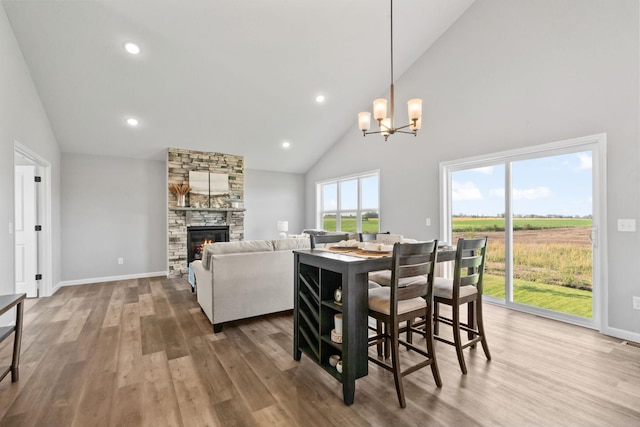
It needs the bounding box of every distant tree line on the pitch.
[453,214,592,219]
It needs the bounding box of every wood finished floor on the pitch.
[0,276,639,426]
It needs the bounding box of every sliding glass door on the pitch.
[442,135,605,328]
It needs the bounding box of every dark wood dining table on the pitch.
[292,245,455,405]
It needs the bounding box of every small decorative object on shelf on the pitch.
[334,287,342,305]
[334,314,343,335]
[330,329,343,344]
[336,360,343,374]
[169,183,191,207]
[329,354,340,367]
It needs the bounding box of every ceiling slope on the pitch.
[3,0,474,172]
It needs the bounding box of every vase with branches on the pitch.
[169,183,191,207]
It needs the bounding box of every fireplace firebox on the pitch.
[187,226,230,264]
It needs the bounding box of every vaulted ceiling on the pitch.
[3,0,474,173]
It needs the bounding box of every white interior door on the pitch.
[15,165,38,297]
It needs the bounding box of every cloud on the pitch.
[489,187,504,198]
[452,181,483,201]
[513,186,552,200]
[473,166,494,175]
[576,153,592,170]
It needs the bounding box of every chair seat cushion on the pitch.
[368,270,428,288]
[368,286,427,316]
[433,277,478,300]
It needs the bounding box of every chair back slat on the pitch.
[398,262,431,279]
[396,285,425,301]
[459,273,480,287]
[460,255,482,270]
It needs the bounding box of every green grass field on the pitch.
[483,274,592,318]
[453,217,591,232]
[323,217,378,233]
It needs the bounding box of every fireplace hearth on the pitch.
[187,226,230,264]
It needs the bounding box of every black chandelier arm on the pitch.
[363,128,418,137]
[362,129,387,136]
[392,122,417,131]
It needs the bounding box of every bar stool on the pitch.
[433,236,491,374]
[367,241,441,408]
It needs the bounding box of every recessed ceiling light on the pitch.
[315,95,325,103]
[281,141,291,149]
[124,42,141,55]
[126,118,139,126]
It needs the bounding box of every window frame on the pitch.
[316,170,380,233]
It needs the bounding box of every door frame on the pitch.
[14,141,54,297]
[439,133,607,331]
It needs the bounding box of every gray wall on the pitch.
[61,153,166,281]
[59,157,304,282]
[305,0,640,338]
[0,5,61,321]
[244,169,305,240]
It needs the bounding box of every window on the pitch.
[318,171,379,233]
[440,134,606,329]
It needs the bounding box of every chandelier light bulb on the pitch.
[358,112,371,131]
[373,99,388,121]
[407,99,422,121]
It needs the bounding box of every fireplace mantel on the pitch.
[169,207,246,212]
[169,207,246,224]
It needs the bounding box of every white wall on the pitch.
[306,0,640,338]
[0,5,61,318]
[244,169,305,240]
[60,153,167,282]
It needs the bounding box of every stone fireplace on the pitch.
[167,148,244,278]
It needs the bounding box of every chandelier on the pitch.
[358,0,422,141]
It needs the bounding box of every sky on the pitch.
[322,174,379,212]
[452,151,593,217]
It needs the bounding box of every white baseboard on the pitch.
[601,325,640,344]
[56,271,168,291]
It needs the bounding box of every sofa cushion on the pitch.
[272,237,310,251]
[202,240,274,269]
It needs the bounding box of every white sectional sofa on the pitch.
[191,237,310,332]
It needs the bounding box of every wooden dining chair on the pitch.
[432,236,491,374]
[367,240,441,408]
[309,233,349,249]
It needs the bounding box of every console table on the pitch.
[0,293,26,383]
[293,248,455,405]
